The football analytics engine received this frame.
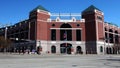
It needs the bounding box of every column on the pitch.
[72,29,76,41]
[56,29,60,41]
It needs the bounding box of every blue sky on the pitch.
[0,0,120,26]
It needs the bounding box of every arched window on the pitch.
[60,23,72,41]
[115,30,118,34]
[105,27,107,31]
[109,33,113,43]
[109,29,113,32]
[51,46,56,53]
[76,30,81,41]
[60,23,72,28]
[100,46,103,52]
[51,29,56,40]
[109,29,114,43]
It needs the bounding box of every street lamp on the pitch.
[5,27,7,40]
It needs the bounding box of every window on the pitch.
[115,35,119,43]
[109,33,113,43]
[51,29,56,40]
[52,24,55,27]
[76,30,81,41]
[109,29,113,32]
[100,46,103,52]
[105,32,108,43]
[51,46,56,53]
[115,30,118,34]
[60,23,72,41]
[77,24,80,27]
[97,16,102,20]
[105,27,107,31]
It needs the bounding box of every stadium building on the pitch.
[0,5,120,54]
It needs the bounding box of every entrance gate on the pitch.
[60,43,72,54]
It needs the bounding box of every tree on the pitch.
[0,36,12,52]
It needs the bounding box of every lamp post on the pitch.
[3,26,8,53]
[5,27,7,40]
[15,38,19,53]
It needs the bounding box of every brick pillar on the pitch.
[56,29,60,41]
[113,34,115,44]
[72,30,76,41]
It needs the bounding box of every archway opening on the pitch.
[51,46,56,53]
[100,46,103,52]
[106,47,112,54]
[76,46,82,54]
[60,43,72,54]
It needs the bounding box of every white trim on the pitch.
[48,18,85,22]
[56,17,60,22]
[49,41,85,43]
[47,18,51,22]
[51,13,81,16]
[59,20,73,22]
[81,19,85,22]
[37,9,50,15]
[51,41,56,44]
[96,20,103,23]
[50,28,82,30]
[94,9,103,15]
[76,41,85,44]
[37,19,48,22]
[105,31,120,35]
[72,17,76,22]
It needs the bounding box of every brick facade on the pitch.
[0,5,120,54]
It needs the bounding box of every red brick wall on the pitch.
[48,22,85,41]
[95,12,104,41]
[82,13,97,41]
[98,22,104,40]
[36,12,50,40]
[36,21,48,40]
[37,12,50,21]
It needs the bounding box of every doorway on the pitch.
[60,43,72,54]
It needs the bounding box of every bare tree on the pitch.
[0,36,12,52]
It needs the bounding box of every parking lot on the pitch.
[0,53,120,68]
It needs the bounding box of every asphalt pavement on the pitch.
[0,53,120,68]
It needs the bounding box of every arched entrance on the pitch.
[106,47,109,54]
[37,46,42,54]
[60,43,72,54]
[76,46,82,54]
[51,46,56,53]
[100,46,103,52]
[106,47,112,54]
[118,47,120,54]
